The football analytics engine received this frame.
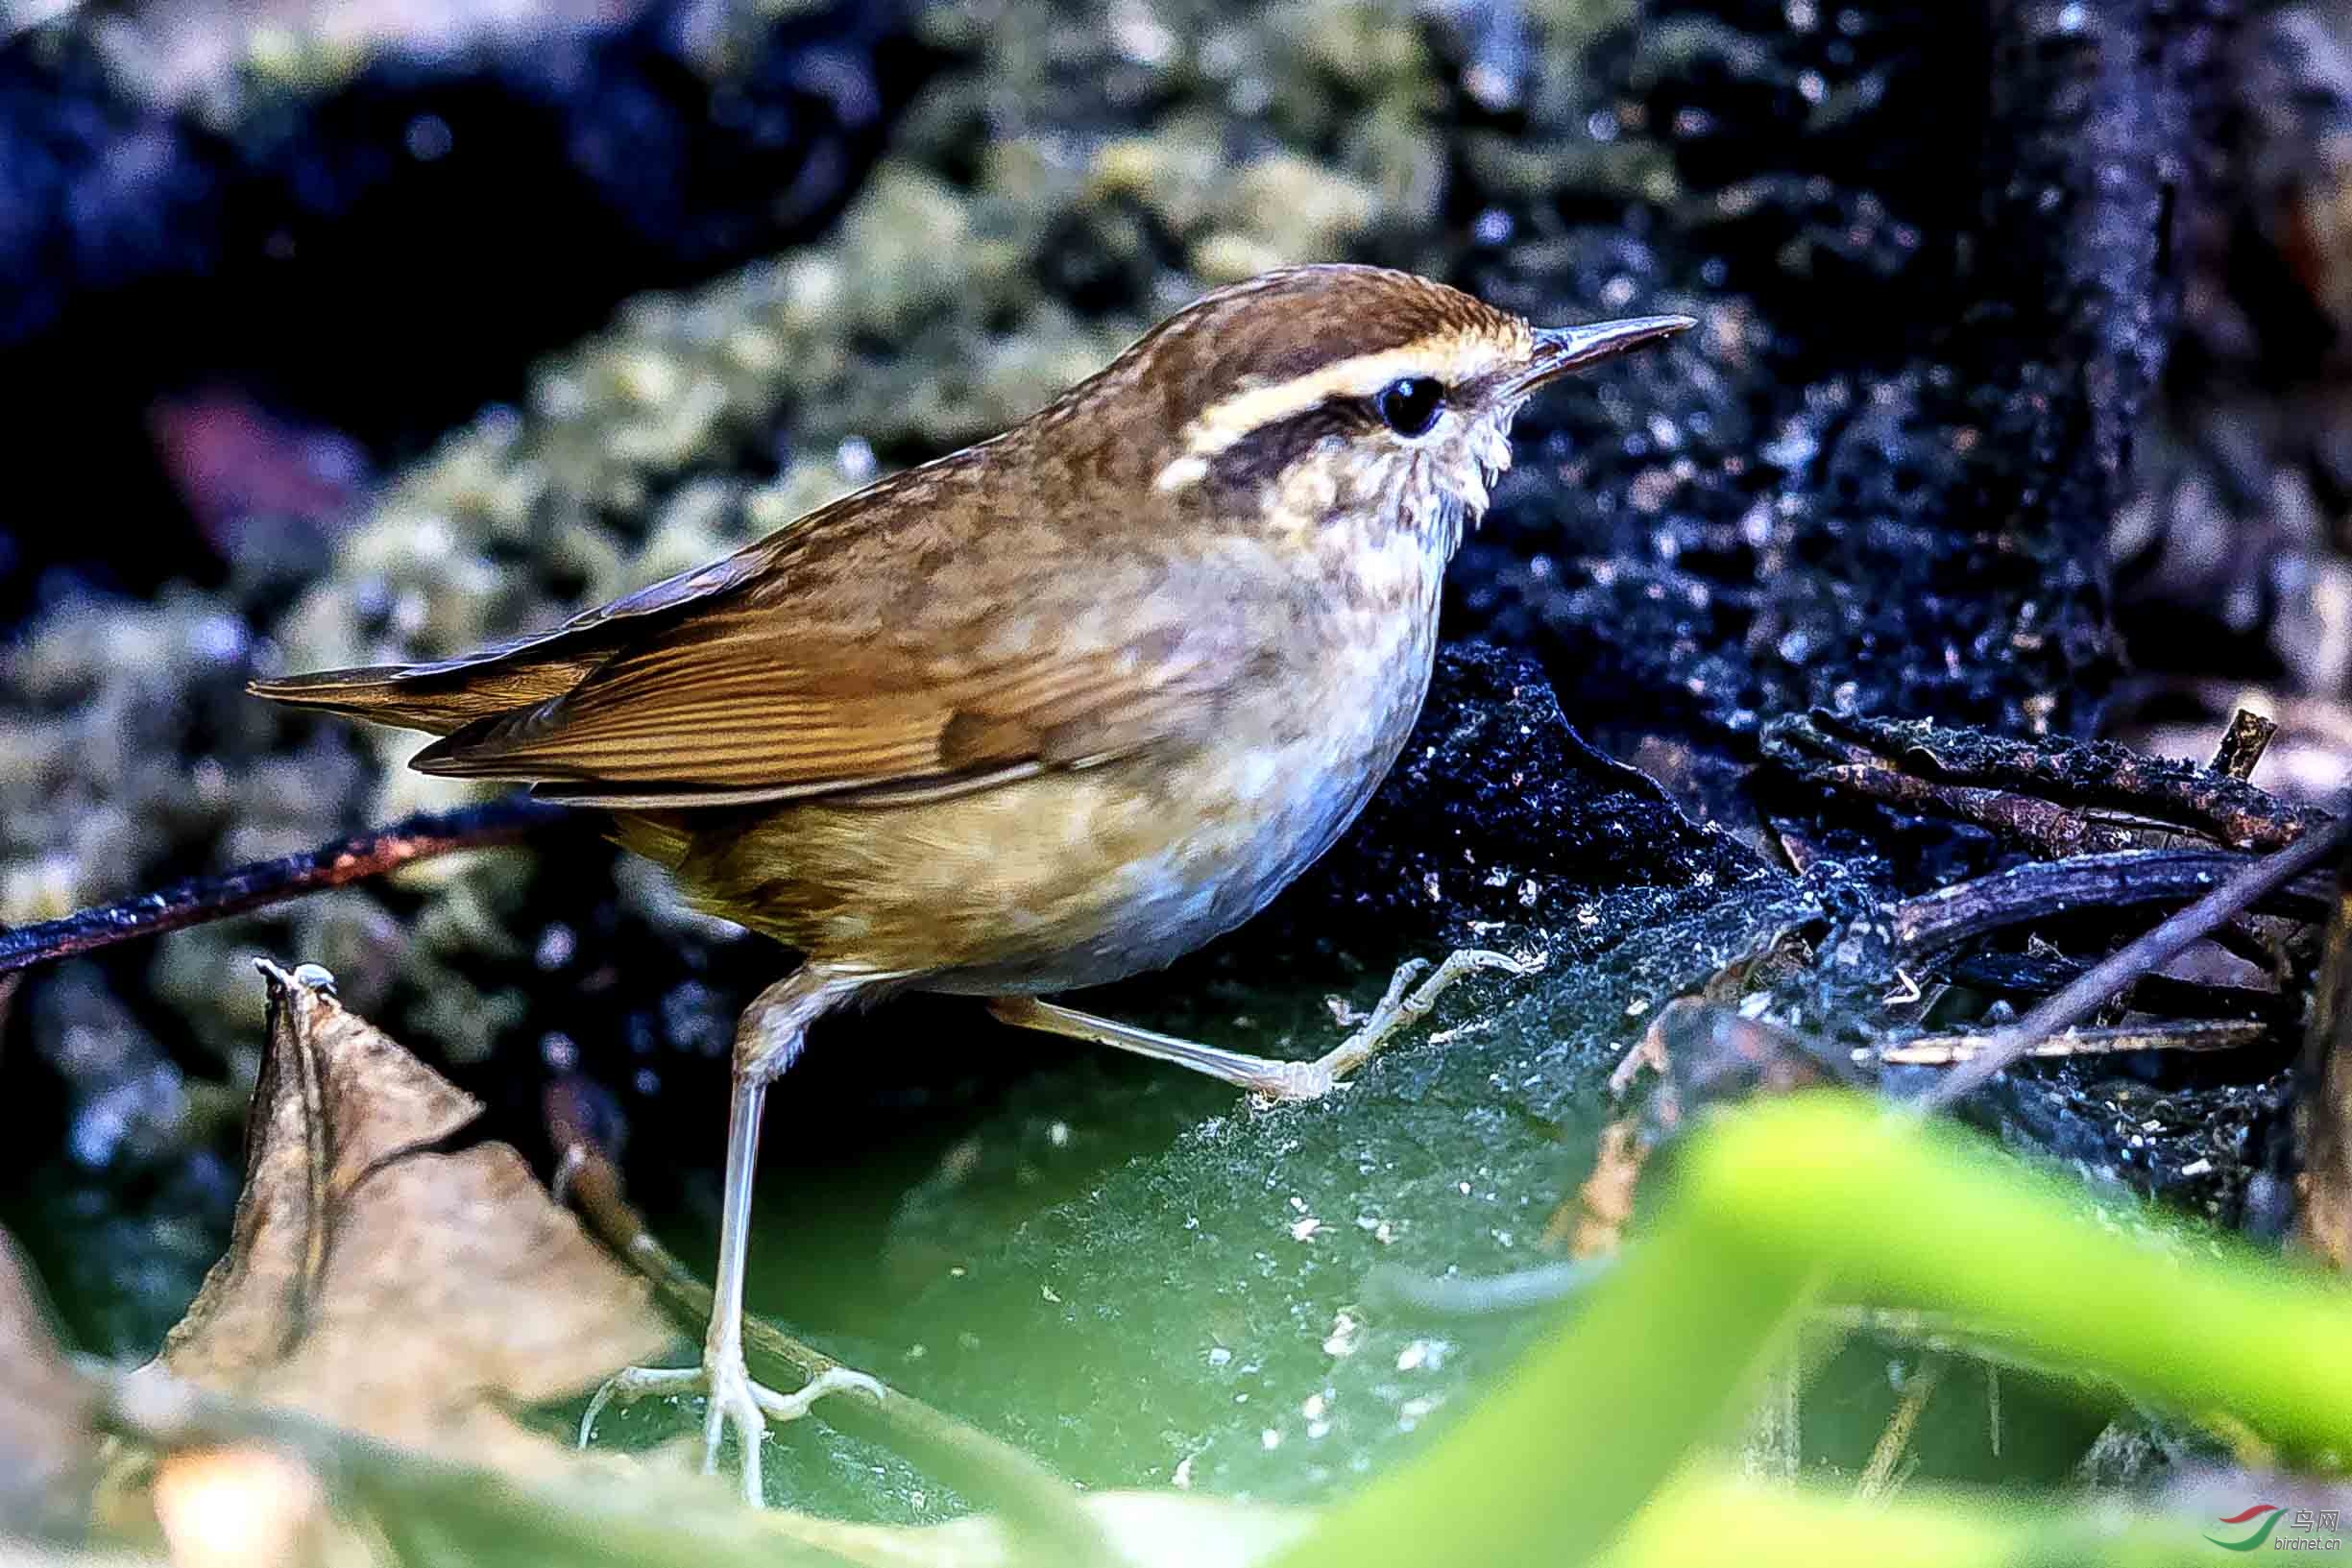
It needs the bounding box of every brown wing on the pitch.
[246,533,791,735]
[403,554,1257,809]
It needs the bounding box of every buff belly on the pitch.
[617,643,1435,997]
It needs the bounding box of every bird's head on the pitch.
[1054,264,1692,554]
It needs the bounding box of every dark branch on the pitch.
[1765,712,2322,855]
[1917,813,2352,1111]
[0,798,574,977]
[1891,847,2337,959]
[1872,1018,2268,1066]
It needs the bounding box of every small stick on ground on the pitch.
[1765,711,2319,852]
[0,798,571,976]
[1803,768,2141,859]
[1855,1355,1948,1502]
[546,1086,1117,1566]
[1607,1014,1670,1099]
[1555,999,1860,1259]
[1916,812,2352,1112]
[1892,847,2336,959]
[1869,1019,2267,1067]
[2211,709,2279,782]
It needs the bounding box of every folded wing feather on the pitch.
[255,535,1253,811]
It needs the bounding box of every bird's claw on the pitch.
[579,1356,881,1507]
[1256,947,1542,1102]
[752,1365,886,1423]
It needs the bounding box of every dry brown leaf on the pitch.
[0,1229,97,1540]
[145,959,667,1472]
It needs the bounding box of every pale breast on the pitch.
[916,527,1444,994]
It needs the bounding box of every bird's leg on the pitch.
[578,966,881,1506]
[990,949,1539,1102]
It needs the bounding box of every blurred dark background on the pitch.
[0,0,928,613]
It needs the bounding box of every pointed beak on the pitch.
[1508,313,1696,396]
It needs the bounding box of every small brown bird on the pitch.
[251,264,1688,1500]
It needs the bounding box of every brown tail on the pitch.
[248,657,594,736]
[250,534,775,740]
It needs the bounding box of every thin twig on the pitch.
[1891,847,2335,959]
[1807,1306,2096,1388]
[0,799,571,976]
[1868,1019,2268,1066]
[1855,1355,1946,1502]
[1917,814,2352,1111]
[545,1086,1118,1567]
[1743,1269,1842,1483]
[1767,711,2320,852]
[2211,709,2278,781]
[1806,767,2145,858]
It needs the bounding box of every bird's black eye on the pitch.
[1373,377,1445,437]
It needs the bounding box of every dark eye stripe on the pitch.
[1374,377,1445,437]
[1194,403,1357,496]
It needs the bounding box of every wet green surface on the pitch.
[583,869,1858,1517]
[581,901,2122,1525]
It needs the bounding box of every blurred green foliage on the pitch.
[1276,1093,2352,1568]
